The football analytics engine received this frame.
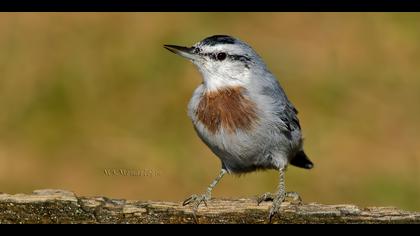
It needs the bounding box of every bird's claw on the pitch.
[257,192,275,205]
[268,203,280,223]
[285,191,303,205]
[182,194,209,207]
[182,194,210,223]
[257,192,302,206]
[268,193,285,223]
[257,192,303,223]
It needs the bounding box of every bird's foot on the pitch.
[182,193,210,222]
[257,192,275,205]
[257,192,302,205]
[267,193,285,223]
[257,191,303,223]
[285,191,303,204]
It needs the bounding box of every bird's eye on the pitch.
[216,52,227,61]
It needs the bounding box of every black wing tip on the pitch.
[290,150,314,170]
[304,162,314,169]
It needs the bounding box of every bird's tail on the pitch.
[290,150,314,169]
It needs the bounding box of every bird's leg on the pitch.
[267,167,286,222]
[257,167,302,207]
[182,169,227,220]
[256,168,302,222]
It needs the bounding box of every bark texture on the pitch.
[0,189,419,224]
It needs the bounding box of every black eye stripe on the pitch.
[193,47,201,53]
[200,53,216,60]
[228,55,251,62]
[198,52,250,62]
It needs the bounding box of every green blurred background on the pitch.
[0,13,419,211]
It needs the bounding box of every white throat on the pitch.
[197,65,251,92]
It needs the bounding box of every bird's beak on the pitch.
[164,44,198,60]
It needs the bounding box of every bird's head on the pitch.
[164,35,267,91]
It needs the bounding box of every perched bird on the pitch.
[164,35,313,221]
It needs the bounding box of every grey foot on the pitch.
[257,192,275,205]
[257,192,302,205]
[268,193,285,223]
[257,192,303,223]
[182,194,210,222]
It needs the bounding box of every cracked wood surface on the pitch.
[0,189,419,224]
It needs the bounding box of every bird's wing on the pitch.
[261,80,302,137]
[276,102,301,140]
[261,79,314,169]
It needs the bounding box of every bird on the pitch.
[164,35,314,222]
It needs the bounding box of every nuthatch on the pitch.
[164,35,314,222]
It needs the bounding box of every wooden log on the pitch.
[0,189,419,224]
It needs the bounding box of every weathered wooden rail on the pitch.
[0,189,419,224]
